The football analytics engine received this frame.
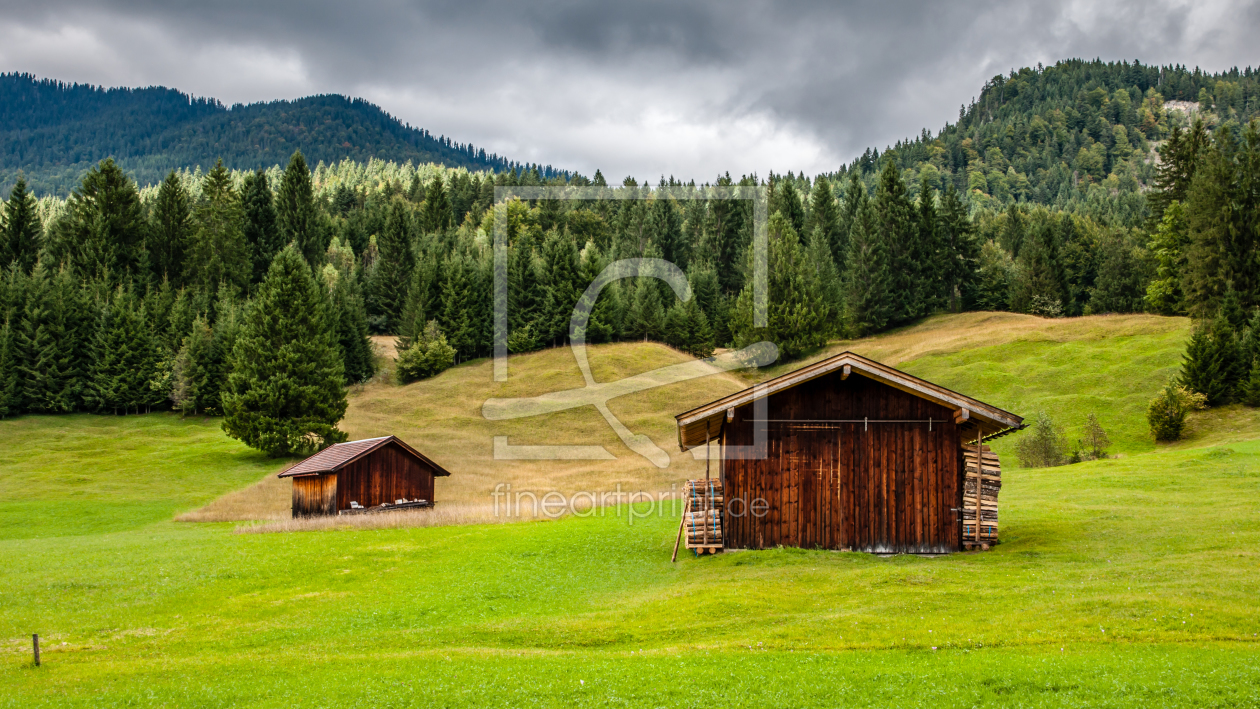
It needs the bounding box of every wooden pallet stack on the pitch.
[674,479,724,557]
[962,444,1000,549]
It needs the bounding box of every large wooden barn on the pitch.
[675,352,1023,554]
[278,436,451,517]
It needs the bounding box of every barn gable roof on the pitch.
[277,436,452,478]
[675,351,1023,451]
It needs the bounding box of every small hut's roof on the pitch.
[277,436,452,478]
[675,351,1023,451]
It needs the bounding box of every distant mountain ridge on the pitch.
[0,73,557,196]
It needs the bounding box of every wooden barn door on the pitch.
[785,426,843,550]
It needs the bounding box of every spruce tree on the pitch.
[19,265,75,412]
[242,169,281,284]
[916,177,943,311]
[148,171,191,286]
[222,245,348,456]
[186,161,250,296]
[873,162,920,324]
[369,200,415,331]
[328,272,375,384]
[276,151,321,266]
[624,278,665,341]
[841,189,891,336]
[1010,220,1066,316]
[0,318,19,417]
[1144,200,1190,315]
[1180,314,1244,406]
[647,192,686,270]
[770,178,806,235]
[421,176,454,233]
[47,159,147,284]
[2,177,42,273]
[805,177,843,270]
[730,213,826,359]
[170,317,213,415]
[438,252,475,360]
[540,230,582,344]
[938,184,978,312]
[806,226,841,335]
[87,287,155,414]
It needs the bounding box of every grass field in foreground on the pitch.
[3,312,1260,706]
[2,426,1260,704]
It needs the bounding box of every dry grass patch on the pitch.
[234,501,579,533]
[749,311,1189,380]
[176,473,290,522]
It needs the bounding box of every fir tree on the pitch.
[2,177,41,273]
[806,225,841,335]
[1180,314,1244,406]
[938,184,978,312]
[276,151,321,266]
[369,200,416,331]
[148,171,191,286]
[647,192,686,270]
[186,161,250,296]
[19,265,80,413]
[1010,219,1066,316]
[327,271,375,384]
[46,158,147,283]
[873,162,920,324]
[624,278,665,341]
[805,177,842,270]
[1088,232,1147,314]
[421,176,454,233]
[170,317,213,415]
[1144,200,1190,315]
[0,317,19,417]
[770,177,806,235]
[730,213,826,359]
[242,169,281,284]
[916,177,943,311]
[438,252,476,360]
[841,188,891,336]
[539,230,582,344]
[222,245,348,456]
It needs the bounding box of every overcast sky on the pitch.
[1,0,1256,180]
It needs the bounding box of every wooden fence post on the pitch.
[33,633,39,666]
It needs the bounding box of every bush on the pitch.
[1146,382,1208,442]
[1081,412,1111,460]
[1015,411,1068,468]
[396,321,456,383]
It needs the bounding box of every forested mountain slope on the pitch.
[0,73,553,196]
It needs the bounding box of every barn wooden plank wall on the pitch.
[722,371,963,553]
[336,443,436,510]
[292,473,337,517]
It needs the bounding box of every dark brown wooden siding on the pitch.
[722,370,962,553]
[335,442,437,510]
[292,473,338,517]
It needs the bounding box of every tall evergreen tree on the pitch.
[421,175,454,233]
[1010,219,1066,315]
[916,177,943,311]
[326,270,375,384]
[805,177,843,270]
[938,184,978,312]
[186,161,250,296]
[369,200,415,331]
[1180,314,1245,406]
[770,177,806,235]
[47,158,147,283]
[873,162,920,324]
[275,151,321,266]
[222,245,348,456]
[730,213,826,359]
[2,177,41,273]
[841,190,891,336]
[0,317,19,417]
[539,230,582,344]
[242,169,281,284]
[148,171,191,286]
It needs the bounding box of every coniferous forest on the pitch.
[2,57,1260,453]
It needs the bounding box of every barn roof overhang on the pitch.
[674,351,1024,451]
[278,435,453,478]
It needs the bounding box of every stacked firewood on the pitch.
[962,445,1000,545]
[684,479,724,548]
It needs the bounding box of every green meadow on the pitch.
[2,313,1260,707]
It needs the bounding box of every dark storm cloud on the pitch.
[0,0,1256,178]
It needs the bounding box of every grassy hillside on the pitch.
[4,312,1260,705]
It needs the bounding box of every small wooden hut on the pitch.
[675,352,1023,554]
[278,436,451,517]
